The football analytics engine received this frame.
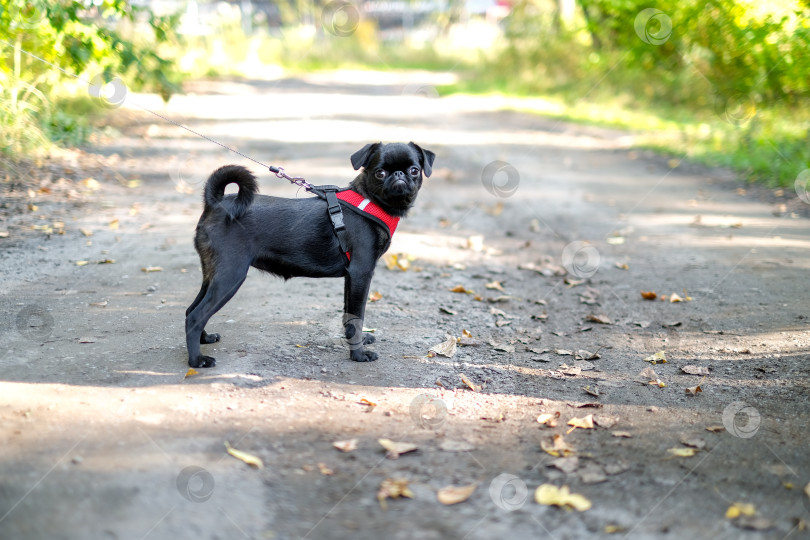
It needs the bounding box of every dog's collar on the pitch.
[336,190,400,237]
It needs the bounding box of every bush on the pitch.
[0,0,182,156]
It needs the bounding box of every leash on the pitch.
[1,38,313,192]
[5,39,358,265]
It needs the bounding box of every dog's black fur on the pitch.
[185,142,435,368]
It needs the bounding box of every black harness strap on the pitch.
[309,185,351,268]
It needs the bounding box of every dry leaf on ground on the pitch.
[377,478,413,509]
[593,415,619,429]
[449,285,474,294]
[644,351,667,364]
[534,484,592,511]
[485,281,505,291]
[680,435,707,449]
[429,335,457,358]
[460,373,482,392]
[667,447,698,458]
[384,253,412,271]
[332,439,358,453]
[368,291,383,302]
[537,412,560,427]
[612,431,633,438]
[183,368,198,378]
[586,313,612,325]
[681,365,709,375]
[640,291,658,300]
[582,385,600,397]
[567,414,595,434]
[437,484,477,505]
[575,350,601,361]
[378,438,418,459]
[685,385,703,395]
[541,434,575,457]
[317,462,334,476]
[559,364,581,377]
[224,441,264,469]
[358,398,377,412]
[726,502,757,519]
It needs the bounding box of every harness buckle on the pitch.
[329,204,346,231]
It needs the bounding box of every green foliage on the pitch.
[0,0,182,156]
[459,0,810,187]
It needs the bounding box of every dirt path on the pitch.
[1,72,809,540]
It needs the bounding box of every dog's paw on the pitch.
[189,355,217,368]
[351,350,378,362]
[362,333,376,345]
[200,331,221,344]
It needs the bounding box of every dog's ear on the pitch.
[408,142,435,177]
[351,142,382,170]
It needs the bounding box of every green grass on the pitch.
[442,73,809,189]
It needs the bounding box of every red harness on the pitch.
[333,189,399,261]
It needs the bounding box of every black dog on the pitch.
[185,142,435,368]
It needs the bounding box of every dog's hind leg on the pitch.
[186,282,223,345]
[185,263,250,368]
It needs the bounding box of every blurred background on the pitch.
[1,0,808,187]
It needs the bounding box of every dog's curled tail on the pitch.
[203,165,258,221]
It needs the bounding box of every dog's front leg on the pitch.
[343,269,377,362]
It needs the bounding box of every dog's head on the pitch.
[349,142,435,217]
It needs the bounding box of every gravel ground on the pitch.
[1,71,809,540]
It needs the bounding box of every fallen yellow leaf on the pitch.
[726,502,756,519]
[485,281,505,291]
[641,291,658,300]
[317,462,334,476]
[667,447,698,458]
[224,441,263,469]
[141,266,163,273]
[437,484,477,505]
[540,434,575,457]
[644,351,667,364]
[534,484,591,511]
[460,373,481,392]
[450,285,474,294]
[184,368,198,378]
[378,438,418,459]
[377,478,413,509]
[566,414,595,434]
[368,290,383,302]
[383,253,412,271]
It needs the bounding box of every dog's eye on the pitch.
[374,170,386,180]
[408,166,420,176]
